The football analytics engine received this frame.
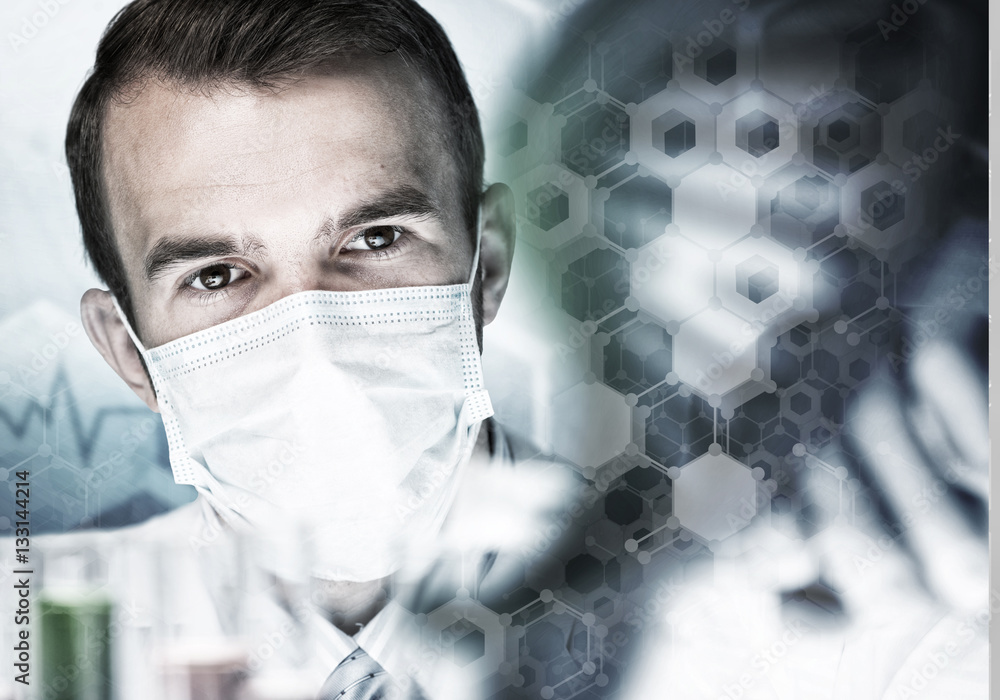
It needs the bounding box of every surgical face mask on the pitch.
[114,227,493,582]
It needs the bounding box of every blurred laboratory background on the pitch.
[0,0,988,697]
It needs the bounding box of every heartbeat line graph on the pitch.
[0,364,167,471]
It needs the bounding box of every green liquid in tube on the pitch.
[38,589,113,700]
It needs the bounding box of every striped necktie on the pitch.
[316,647,424,700]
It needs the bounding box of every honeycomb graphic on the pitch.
[472,1,973,696]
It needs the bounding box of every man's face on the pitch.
[102,56,473,347]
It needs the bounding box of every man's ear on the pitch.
[478,182,516,325]
[80,289,159,413]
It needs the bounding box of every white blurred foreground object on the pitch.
[6,424,580,700]
[621,329,989,700]
[621,521,988,700]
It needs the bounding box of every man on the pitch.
[57,0,549,696]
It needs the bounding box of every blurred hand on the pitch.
[846,336,988,613]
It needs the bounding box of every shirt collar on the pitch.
[303,418,512,692]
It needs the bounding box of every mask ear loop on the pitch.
[108,294,235,511]
[110,296,149,356]
[461,204,494,417]
[467,207,483,289]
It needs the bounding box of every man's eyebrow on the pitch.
[143,235,263,281]
[323,185,441,238]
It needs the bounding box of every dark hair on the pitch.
[66,0,484,328]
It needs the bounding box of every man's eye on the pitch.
[188,263,248,291]
[344,225,403,251]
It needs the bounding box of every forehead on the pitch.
[101,57,457,265]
